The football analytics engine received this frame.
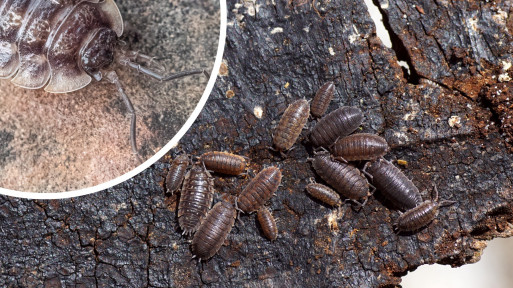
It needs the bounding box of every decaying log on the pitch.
[0,0,512,287]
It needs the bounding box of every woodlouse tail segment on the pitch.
[439,200,457,207]
[105,71,142,162]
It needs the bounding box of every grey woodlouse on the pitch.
[310,81,335,118]
[394,186,456,233]
[257,206,278,241]
[310,152,370,207]
[0,0,205,158]
[305,180,343,207]
[191,199,237,260]
[199,151,247,176]
[165,154,189,194]
[237,166,282,213]
[364,159,423,211]
[273,99,310,152]
[178,162,215,236]
[331,133,389,162]
[309,106,364,148]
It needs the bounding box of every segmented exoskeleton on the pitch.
[0,0,206,159]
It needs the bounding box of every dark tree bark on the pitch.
[1,0,513,287]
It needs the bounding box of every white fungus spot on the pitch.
[329,47,335,55]
[254,106,264,119]
[448,115,461,128]
[270,27,283,34]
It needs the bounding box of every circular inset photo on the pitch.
[0,0,224,194]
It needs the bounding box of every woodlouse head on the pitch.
[80,28,118,81]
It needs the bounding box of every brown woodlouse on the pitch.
[310,81,335,118]
[305,180,343,207]
[309,106,364,148]
[273,99,310,152]
[237,166,282,213]
[165,154,189,194]
[310,152,370,207]
[394,186,456,233]
[199,151,247,176]
[178,163,215,236]
[191,200,237,260]
[331,133,389,162]
[0,0,205,157]
[364,159,423,211]
[257,206,278,241]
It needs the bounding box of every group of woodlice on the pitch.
[273,82,456,233]
[165,151,281,260]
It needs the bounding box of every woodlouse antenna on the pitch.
[105,71,142,163]
[117,52,208,82]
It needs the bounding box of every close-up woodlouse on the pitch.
[364,159,423,211]
[310,152,370,207]
[309,106,364,148]
[191,199,237,260]
[257,206,278,241]
[237,166,282,213]
[305,180,343,207]
[272,99,310,153]
[177,162,215,236]
[199,151,248,176]
[331,133,389,162]
[165,154,190,194]
[310,81,335,118]
[394,186,456,233]
[0,0,207,159]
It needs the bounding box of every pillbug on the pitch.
[191,199,237,260]
[310,152,370,207]
[309,106,364,148]
[273,99,310,152]
[257,206,278,241]
[394,186,456,233]
[178,162,215,236]
[0,0,206,158]
[305,180,343,207]
[199,151,247,176]
[364,159,422,211]
[237,166,282,213]
[310,81,335,118]
[331,133,389,162]
[165,154,189,194]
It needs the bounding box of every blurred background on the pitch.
[363,0,513,286]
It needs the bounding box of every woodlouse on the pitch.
[199,151,247,176]
[257,206,278,241]
[0,0,205,157]
[364,159,423,211]
[309,106,364,148]
[178,163,215,236]
[165,154,189,194]
[331,133,389,162]
[273,99,310,152]
[237,166,282,213]
[191,200,237,260]
[305,181,343,207]
[394,186,456,233]
[310,81,335,118]
[310,152,370,207]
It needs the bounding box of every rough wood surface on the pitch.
[0,0,513,287]
[0,0,219,192]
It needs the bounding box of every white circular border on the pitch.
[0,0,228,199]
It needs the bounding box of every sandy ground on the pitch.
[0,0,220,192]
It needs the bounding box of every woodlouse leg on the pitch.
[369,183,377,195]
[332,156,348,163]
[105,71,142,162]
